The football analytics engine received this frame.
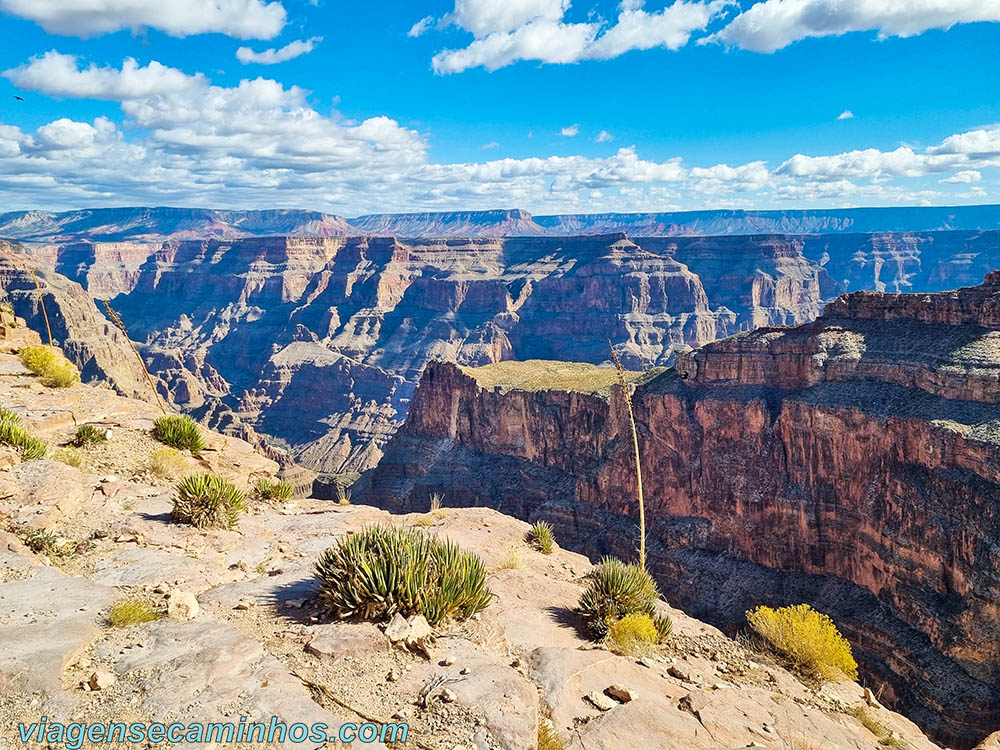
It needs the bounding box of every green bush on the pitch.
[18,345,58,375]
[171,473,245,530]
[315,524,492,626]
[527,520,555,554]
[24,528,60,556]
[577,557,671,640]
[747,603,858,682]
[0,419,46,460]
[255,477,294,502]
[74,424,107,448]
[153,415,205,452]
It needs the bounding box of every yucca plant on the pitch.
[255,477,294,502]
[24,527,60,556]
[172,473,245,530]
[0,407,22,425]
[578,556,671,640]
[314,525,492,626]
[74,424,107,448]
[0,419,46,460]
[153,415,205,452]
[527,520,555,554]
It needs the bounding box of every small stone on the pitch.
[387,669,401,682]
[385,613,409,642]
[283,598,306,609]
[88,671,116,691]
[605,685,636,703]
[668,665,692,681]
[166,591,199,621]
[153,582,170,594]
[440,688,457,703]
[459,667,470,675]
[100,475,118,483]
[585,691,617,712]
[234,599,254,611]
[638,657,656,668]
[441,654,456,666]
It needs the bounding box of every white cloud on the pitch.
[838,110,854,120]
[236,37,322,65]
[0,52,997,214]
[0,0,286,39]
[941,169,982,183]
[3,51,204,100]
[596,130,613,142]
[408,15,435,37]
[481,141,499,149]
[560,124,580,137]
[704,0,1000,53]
[430,0,727,73]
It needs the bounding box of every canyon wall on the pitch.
[7,229,1000,475]
[40,233,828,473]
[365,274,1000,748]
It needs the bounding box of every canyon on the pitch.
[365,273,1000,748]
[2,222,999,476]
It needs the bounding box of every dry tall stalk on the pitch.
[610,342,646,570]
[29,268,53,346]
[102,299,166,414]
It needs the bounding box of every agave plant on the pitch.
[172,473,245,530]
[314,524,492,626]
[577,556,670,640]
[255,477,294,502]
[74,424,107,448]
[527,520,555,554]
[0,417,46,460]
[153,415,205,452]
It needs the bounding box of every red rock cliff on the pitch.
[366,273,1000,748]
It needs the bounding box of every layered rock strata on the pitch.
[366,273,1000,747]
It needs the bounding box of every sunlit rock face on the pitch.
[367,273,1000,749]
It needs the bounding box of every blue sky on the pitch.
[0,0,998,215]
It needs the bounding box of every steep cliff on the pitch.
[0,244,154,401]
[75,233,831,472]
[365,273,1000,747]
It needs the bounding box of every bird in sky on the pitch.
[12,96,23,101]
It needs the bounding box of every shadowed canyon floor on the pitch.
[0,332,947,750]
[366,273,1000,748]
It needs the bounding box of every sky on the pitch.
[0,0,998,216]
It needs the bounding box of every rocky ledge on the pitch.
[0,333,944,750]
[366,273,1000,748]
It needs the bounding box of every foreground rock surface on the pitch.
[0,341,939,750]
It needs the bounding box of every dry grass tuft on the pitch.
[108,599,161,627]
[145,447,189,479]
[495,545,525,570]
[848,706,906,746]
[538,718,566,750]
[605,612,660,657]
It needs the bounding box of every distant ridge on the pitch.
[2,203,1000,242]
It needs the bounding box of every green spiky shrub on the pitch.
[314,525,492,626]
[255,477,294,502]
[172,473,245,530]
[24,528,60,556]
[74,424,107,448]
[153,415,205,452]
[578,557,672,641]
[527,520,555,554]
[0,409,46,460]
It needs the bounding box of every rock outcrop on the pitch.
[0,336,941,750]
[366,273,1000,747]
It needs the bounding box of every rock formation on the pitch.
[366,273,1000,748]
[0,328,942,750]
